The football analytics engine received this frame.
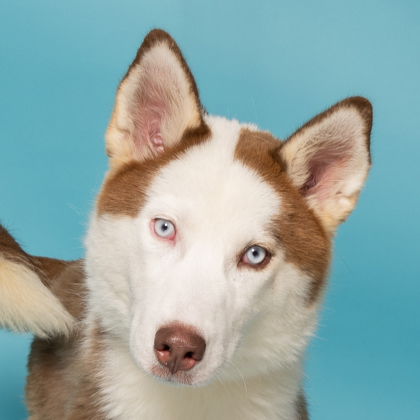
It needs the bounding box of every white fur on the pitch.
[96,333,303,420]
[85,117,318,419]
[0,257,74,337]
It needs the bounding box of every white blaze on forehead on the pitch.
[126,117,284,384]
[144,116,281,249]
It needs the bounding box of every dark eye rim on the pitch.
[238,245,272,270]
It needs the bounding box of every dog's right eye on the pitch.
[153,219,176,240]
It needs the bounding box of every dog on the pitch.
[0,29,372,419]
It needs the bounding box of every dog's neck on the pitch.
[89,331,304,420]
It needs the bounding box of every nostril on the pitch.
[156,343,170,352]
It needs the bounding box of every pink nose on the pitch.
[154,324,206,375]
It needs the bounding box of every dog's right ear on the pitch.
[105,29,204,168]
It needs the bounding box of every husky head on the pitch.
[85,30,372,386]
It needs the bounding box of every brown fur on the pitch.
[26,327,106,420]
[296,392,310,420]
[234,129,330,302]
[98,123,211,216]
[0,225,46,284]
[0,224,71,289]
[24,261,107,420]
[0,225,97,417]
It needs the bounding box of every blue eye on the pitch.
[154,219,175,239]
[243,246,267,265]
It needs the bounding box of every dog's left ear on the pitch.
[105,29,204,168]
[279,97,372,233]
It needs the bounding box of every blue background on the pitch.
[1,1,419,419]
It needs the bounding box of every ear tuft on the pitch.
[280,97,372,233]
[106,29,204,167]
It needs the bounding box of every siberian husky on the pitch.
[0,29,372,419]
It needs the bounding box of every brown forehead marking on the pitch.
[234,128,331,302]
[97,122,211,217]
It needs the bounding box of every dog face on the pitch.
[85,30,372,387]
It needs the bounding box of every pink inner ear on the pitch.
[133,100,168,156]
[301,140,351,201]
[131,65,174,156]
[145,106,166,154]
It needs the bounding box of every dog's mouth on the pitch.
[150,364,195,385]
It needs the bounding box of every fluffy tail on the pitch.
[0,224,75,338]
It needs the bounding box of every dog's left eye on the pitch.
[242,246,269,266]
[153,219,176,240]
